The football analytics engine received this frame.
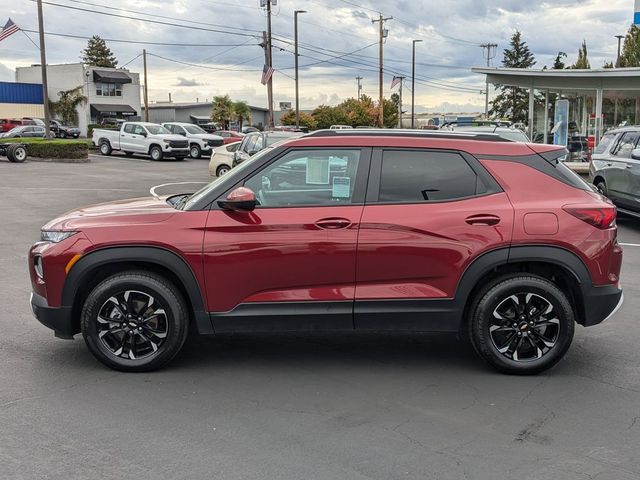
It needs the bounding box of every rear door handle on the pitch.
[315,217,352,229]
[465,214,500,226]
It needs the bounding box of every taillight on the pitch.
[563,205,616,229]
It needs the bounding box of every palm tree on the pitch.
[49,86,87,126]
[211,95,234,129]
[233,101,251,131]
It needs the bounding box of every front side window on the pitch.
[379,150,482,203]
[123,124,135,134]
[244,149,361,207]
[145,125,170,135]
[612,131,640,158]
[133,125,146,135]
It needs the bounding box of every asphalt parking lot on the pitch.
[1,153,640,480]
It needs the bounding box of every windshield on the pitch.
[146,125,171,135]
[497,129,529,142]
[184,125,206,135]
[183,147,275,210]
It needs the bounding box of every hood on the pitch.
[43,196,177,231]
[150,133,186,141]
[191,133,223,141]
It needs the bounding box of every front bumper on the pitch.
[582,284,623,326]
[166,148,189,157]
[30,292,76,339]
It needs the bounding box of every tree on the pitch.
[49,86,87,125]
[311,104,349,129]
[603,61,615,69]
[382,98,399,128]
[280,109,317,129]
[81,35,118,68]
[552,51,567,69]
[619,24,640,67]
[489,31,537,124]
[340,95,376,127]
[571,40,590,69]
[232,101,251,130]
[211,95,233,129]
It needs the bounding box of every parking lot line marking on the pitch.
[619,243,640,247]
[0,186,137,192]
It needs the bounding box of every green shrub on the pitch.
[0,138,88,159]
[88,123,118,138]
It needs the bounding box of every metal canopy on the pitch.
[92,70,133,84]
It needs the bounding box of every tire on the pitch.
[81,271,189,372]
[60,131,67,139]
[596,180,608,197]
[99,140,112,156]
[149,145,163,161]
[468,274,575,375]
[190,144,202,159]
[216,164,231,177]
[124,151,134,157]
[7,144,27,163]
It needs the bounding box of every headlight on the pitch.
[163,139,172,143]
[40,231,78,243]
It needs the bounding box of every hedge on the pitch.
[88,123,118,138]
[0,138,89,159]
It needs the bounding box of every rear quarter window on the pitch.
[594,133,616,155]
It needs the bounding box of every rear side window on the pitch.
[379,150,483,202]
[612,131,640,158]
[123,124,134,134]
[594,133,616,154]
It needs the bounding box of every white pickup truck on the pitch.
[162,122,224,158]
[92,122,190,160]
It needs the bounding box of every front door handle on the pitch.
[315,217,352,229]
[465,214,500,226]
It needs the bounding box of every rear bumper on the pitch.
[582,284,623,326]
[30,292,75,339]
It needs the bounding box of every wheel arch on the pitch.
[63,246,212,335]
[456,245,591,329]
[148,143,163,154]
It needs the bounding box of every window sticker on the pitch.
[306,157,330,184]
[332,176,351,198]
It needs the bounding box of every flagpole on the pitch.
[36,0,52,138]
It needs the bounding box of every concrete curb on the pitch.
[26,156,90,163]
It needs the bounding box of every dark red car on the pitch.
[29,129,623,373]
[215,130,245,144]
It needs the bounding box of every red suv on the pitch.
[29,130,623,374]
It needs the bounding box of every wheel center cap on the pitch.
[518,322,529,332]
[128,321,139,329]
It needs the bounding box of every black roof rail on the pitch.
[304,128,511,142]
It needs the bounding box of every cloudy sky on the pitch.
[0,0,636,112]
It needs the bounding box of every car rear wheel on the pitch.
[81,271,189,372]
[149,145,163,161]
[468,275,574,375]
[190,144,201,159]
[216,164,231,176]
[7,144,27,163]
[596,180,608,197]
[99,141,112,156]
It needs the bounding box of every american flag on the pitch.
[0,19,19,43]
[261,64,275,85]
[390,76,402,89]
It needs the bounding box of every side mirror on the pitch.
[140,131,148,137]
[218,186,256,212]
[247,149,260,156]
[632,148,640,160]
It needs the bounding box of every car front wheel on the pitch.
[190,144,201,159]
[81,271,189,372]
[216,164,230,176]
[469,275,574,375]
[149,145,163,161]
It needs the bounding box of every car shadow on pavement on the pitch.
[170,332,487,373]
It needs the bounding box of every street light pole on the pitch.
[615,35,625,67]
[294,10,306,129]
[411,39,422,129]
[36,0,51,138]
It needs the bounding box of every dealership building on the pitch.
[14,63,142,135]
[147,101,270,129]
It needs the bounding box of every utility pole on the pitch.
[294,10,306,129]
[264,0,274,129]
[480,43,498,117]
[411,39,422,129]
[36,0,51,138]
[372,14,392,128]
[356,76,362,100]
[615,35,625,67]
[143,49,149,121]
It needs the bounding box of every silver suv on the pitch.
[589,127,640,216]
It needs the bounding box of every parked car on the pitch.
[29,129,622,374]
[215,130,245,144]
[50,119,81,139]
[232,131,303,166]
[208,141,241,177]
[241,126,259,134]
[441,123,530,142]
[0,118,22,133]
[161,122,224,158]
[92,122,189,160]
[590,126,640,216]
[0,125,46,138]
